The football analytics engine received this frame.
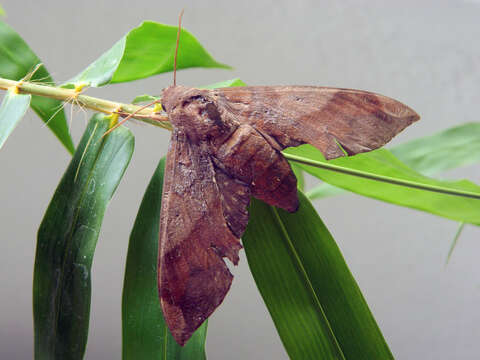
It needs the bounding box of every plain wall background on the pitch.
[1,1,479,359]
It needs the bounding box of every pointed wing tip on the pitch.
[411,110,421,123]
[396,105,420,138]
[402,105,420,124]
[393,98,420,125]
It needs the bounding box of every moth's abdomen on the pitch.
[214,125,298,212]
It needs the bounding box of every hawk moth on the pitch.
[158,84,419,345]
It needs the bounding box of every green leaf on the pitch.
[0,21,74,153]
[305,183,345,200]
[122,157,207,360]
[131,94,159,104]
[33,114,134,359]
[201,78,246,89]
[290,162,305,191]
[287,145,480,225]
[0,88,30,149]
[446,222,466,265]
[131,78,247,104]
[308,122,480,200]
[243,194,392,359]
[390,122,480,176]
[68,21,230,87]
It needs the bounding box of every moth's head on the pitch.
[161,85,189,114]
[161,86,229,142]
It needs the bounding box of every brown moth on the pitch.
[154,12,419,347]
[158,86,419,345]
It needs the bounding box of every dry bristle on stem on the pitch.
[173,9,184,86]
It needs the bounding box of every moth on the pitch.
[110,12,420,347]
[158,83,419,345]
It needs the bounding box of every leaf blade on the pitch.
[122,157,207,360]
[308,122,480,200]
[68,21,229,87]
[131,78,247,104]
[0,21,74,153]
[0,88,30,149]
[243,200,344,360]
[391,122,480,176]
[33,114,134,359]
[290,162,305,191]
[286,145,480,225]
[201,78,246,89]
[445,222,466,265]
[243,193,393,359]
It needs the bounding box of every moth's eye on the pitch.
[161,103,167,112]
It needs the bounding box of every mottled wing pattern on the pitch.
[213,124,299,212]
[215,86,419,160]
[158,130,250,345]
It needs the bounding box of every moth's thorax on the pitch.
[162,85,233,143]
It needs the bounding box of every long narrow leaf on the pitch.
[308,122,480,200]
[290,162,305,191]
[0,88,30,149]
[0,21,74,153]
[243,198,344,360]
[243,194,393,359]
[202,78,246,89]
[287,145,480,225]
[445,222,466,265]
[67,21,229,87]
[122,158,207,360]
[33,114,134,359]
[390,122,480,175]
[305,183,344,200]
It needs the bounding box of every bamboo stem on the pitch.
[0,77,172,131]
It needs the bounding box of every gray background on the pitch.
[1,0,479,359]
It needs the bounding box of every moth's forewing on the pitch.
[215,86,419,159]
[158,130,247,346]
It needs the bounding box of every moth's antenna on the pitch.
[173,9,184,87]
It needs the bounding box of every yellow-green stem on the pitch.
[0,77,172,130]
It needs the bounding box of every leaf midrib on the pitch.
[269,206,346,360]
